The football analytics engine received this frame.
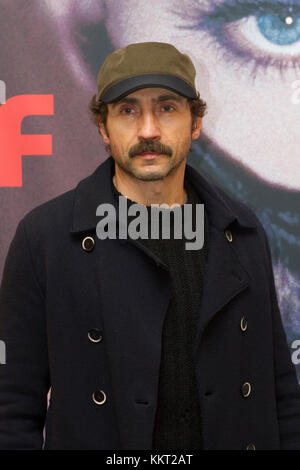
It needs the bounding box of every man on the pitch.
[0,41,300,451]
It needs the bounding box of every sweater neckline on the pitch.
[111,178,190,208]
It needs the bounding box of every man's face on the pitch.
[99,87,201,182]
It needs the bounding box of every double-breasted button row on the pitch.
[240,313,253,450]
[88,328,102,343]
[92,389,106,405]
[241,382,251,398]
[82,236,95,252]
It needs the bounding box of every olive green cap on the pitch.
[97,42,198,103]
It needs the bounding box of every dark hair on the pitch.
[88,91,207,137]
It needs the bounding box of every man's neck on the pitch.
[112,175,188,206]
[112,163,188,207]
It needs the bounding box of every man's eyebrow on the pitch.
[111,93,184,108]
[111,97,137,108]
[155,94,184,103]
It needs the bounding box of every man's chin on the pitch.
[133,171,167,182]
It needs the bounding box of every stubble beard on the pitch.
[110,135,191,182]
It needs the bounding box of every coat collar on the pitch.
[70,155,256,234]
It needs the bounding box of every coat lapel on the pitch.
[195,225,250,347]
[183,164,255,346]
[70,156,257,448]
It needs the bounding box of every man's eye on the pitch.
[162,105,175,112]
[121,107,134,114]
[170,0,300,80]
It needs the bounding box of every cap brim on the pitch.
[99,73,197,103]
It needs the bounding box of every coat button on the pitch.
[246,443,256,450]
[88,328,102,343]
[225,229,233,242]
[92,390,106,405]
[241,382,251,398]
[240,316,248,332]
[82,236,95,252]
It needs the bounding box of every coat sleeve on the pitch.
[262,228,300,449]
[0,219,50,449]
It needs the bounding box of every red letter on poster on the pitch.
[0,95,54,187]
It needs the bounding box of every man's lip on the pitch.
[136,151,160,155]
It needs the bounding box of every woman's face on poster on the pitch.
[43,0,300,191]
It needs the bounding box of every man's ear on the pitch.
[191,117,202,140]
[98,121,110,145]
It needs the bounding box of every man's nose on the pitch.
[137,111,161,141]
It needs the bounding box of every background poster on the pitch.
[1,0,300,378]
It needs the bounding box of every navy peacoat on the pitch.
[1,155,300,450]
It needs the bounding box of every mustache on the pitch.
[129,140,172,158]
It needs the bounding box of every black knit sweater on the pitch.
[111,176,209,450]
